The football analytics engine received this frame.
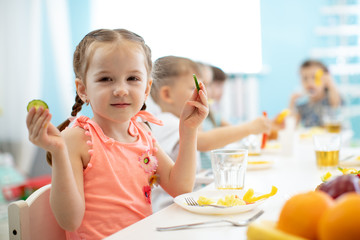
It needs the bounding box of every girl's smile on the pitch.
[111,102,131,108]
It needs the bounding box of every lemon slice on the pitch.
[27,99,49,112]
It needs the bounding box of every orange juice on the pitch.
[324,123,341,133]
[315,150,339,168]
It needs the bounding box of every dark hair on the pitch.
[46,29,152,165]
[300,60,329,73]
[211,66,227,82]
[150,55,200,103]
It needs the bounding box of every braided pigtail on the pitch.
[46,94,85,166]
[140,103,151,129]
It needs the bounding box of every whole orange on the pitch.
[318,192,360,240]
[277,191,334,240]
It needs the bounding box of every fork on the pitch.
[156,209,264,231]
[185,197,228,208]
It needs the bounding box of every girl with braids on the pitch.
[26,29,208,239]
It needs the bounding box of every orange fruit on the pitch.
[277,191,334,240]
[318,193,360,240]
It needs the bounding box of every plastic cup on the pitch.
[211,149,248,190]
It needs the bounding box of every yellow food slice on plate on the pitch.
[248,160,271,165]
[243,186,277,203]
[247,220,308,240]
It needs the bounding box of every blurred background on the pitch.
[1,0,360,176]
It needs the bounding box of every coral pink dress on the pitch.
[66,111,163,240]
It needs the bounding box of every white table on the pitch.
[106,134,359,240]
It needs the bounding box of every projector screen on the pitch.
[90,0,262,74]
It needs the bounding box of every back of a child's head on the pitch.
[300,59,329,73]
[151,56,200,104]
[47,28,152,165]
[211,65,227,82]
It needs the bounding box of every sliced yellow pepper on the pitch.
[276,109,291,124]
[338,167,359,175]
[321,172,332,182]
[314,69,323,86]
[243,186,278,203]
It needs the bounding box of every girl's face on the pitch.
[300,65,324,99]
[82,42,151,124]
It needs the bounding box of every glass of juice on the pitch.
[211,149,248,190]
[312,134,341,169]
[323,107,342,133]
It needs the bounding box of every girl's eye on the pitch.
[99,77,112,82]
[128,76,140,81]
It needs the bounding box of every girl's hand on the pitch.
[26,107,65,153]
[248,116,271,135]
[180,81,209,129]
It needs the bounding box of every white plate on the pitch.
[174,190,266,215]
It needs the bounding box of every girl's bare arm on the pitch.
[197,116,271,152]
[26,108,85,231]
[156,83,209,197]
[50,128,86,231]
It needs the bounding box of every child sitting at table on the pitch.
[149,56,271,211]
[208,65,230,126]
[150,56,270,165]
[289,59,343,127]
[26,29,209,239]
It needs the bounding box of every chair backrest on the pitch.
[8,184,66,240]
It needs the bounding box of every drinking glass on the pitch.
[313,134,341,169]
[211,149,248,190]
[323,107,343,133]
[238,135,261,156]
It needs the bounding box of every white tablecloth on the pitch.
[106,133,359,240]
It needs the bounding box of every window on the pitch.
[90,0,262,73]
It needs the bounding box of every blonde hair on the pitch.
[46,29,152,165]
[150,56,200,103]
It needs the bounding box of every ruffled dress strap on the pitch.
[72,115,90,128]
[129,111,163,136]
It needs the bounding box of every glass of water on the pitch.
[211,149,248,190]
